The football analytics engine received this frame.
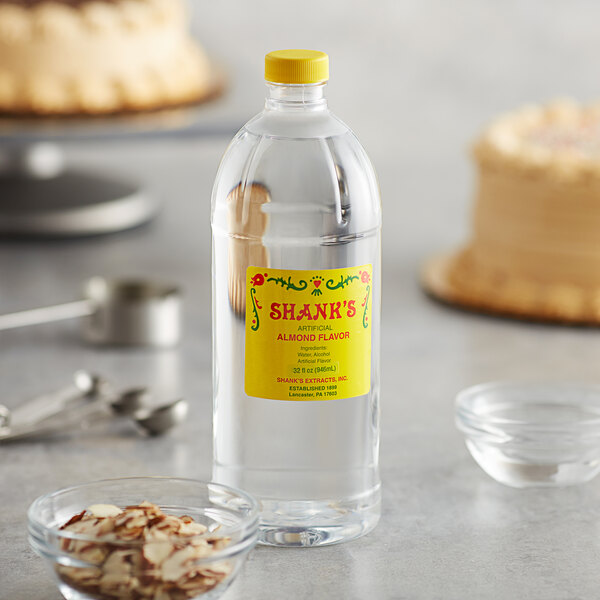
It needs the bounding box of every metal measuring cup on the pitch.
[0,277,181,347]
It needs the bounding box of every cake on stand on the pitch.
[0,103,229,237]
[0,0,226,236]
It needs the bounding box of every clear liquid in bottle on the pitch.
[211,50,381,546]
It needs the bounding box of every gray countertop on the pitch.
[4,2,600,598]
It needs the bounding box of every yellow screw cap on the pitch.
[265,49,329,84]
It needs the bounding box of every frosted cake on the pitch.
[0,0,214,115]
[424,100,600,323]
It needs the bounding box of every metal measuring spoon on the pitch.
[108,388,151,415]
[0,277,181,348]
[0,405,9,430]
[43,387,151,427]
[73,388,187,436]
[0,387,145,442]
[0,388,187,442]
[5,370,106,429]
[133,398,188,435]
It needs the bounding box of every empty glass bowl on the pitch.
[28,477,259,600]
[455,382,600,488]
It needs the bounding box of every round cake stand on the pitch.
[0,141,155,237]
[0,94,233,237]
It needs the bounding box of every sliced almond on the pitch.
[57,565,102,583]
[153,587,173,600]
[59,509,86,529]
[116,525,145,541]
[77,543,109,566]
[178,521,207,537]
[161,546,198,582]
[61,517,95,534]
[58,501,232,598]
[87,503,123,518]
[103,549,133,575]
[207,536,231,551]
[199,562,232,576]
[115,509,148,530]
[143,541,175,567]
[155,515,182,534]
[145,527,170,542]
[99,572,139,596]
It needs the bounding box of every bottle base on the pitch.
[257,484,381,547]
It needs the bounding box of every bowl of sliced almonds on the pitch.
[28,477,259,600]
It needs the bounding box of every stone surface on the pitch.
[4,1,600,598]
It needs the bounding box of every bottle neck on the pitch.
[265,82,328,112]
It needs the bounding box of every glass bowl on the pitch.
[455,382,600,488]
[28,477,259,600]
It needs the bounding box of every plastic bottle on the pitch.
[211,50,381,546]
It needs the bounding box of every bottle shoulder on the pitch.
[211,106,381,235]
[243,108,349,139]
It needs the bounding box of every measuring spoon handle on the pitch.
[9,371,106,427]
[0,300,93,332]
[0,399,113,443]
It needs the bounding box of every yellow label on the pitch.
[245,265,372,401]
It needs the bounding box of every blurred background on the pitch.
[56,0,600,277]
[3,0,600,448]
[6,2,600,598]
[1,0,599,445]
[191,0,600,262]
